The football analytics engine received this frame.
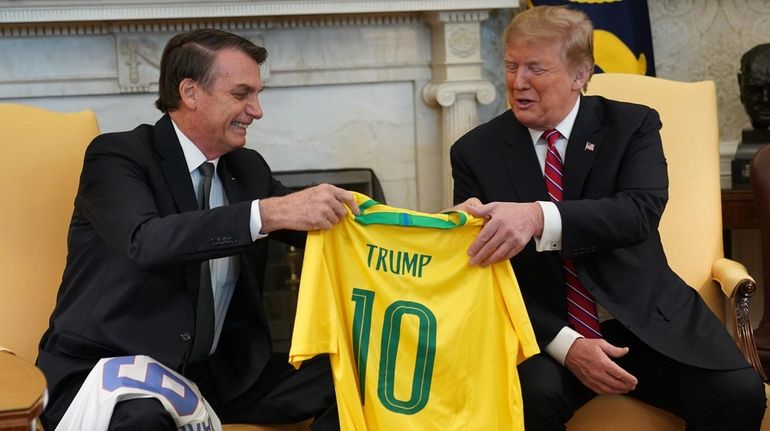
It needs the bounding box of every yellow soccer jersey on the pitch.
[289,192,539,431]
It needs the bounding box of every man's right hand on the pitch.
[564,338,638,395]
[258,183,359,233]
[465,201,544,267]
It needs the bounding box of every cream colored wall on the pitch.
[649,0,770,143]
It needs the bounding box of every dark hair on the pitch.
[155,28,268,112]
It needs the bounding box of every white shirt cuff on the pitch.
[250,200,268,241]
[534,201,562,251]
[544,326,583,365]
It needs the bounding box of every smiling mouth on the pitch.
[232,121,249,129]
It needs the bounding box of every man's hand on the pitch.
[564,338,638,395]
[465,201,544,266]
[258,184,359,233]
[441,197,482,213]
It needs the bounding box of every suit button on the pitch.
[180,332,191,342]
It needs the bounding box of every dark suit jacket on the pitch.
[450,96,748,371]
[38,114,302,423]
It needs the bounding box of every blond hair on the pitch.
[503,6,594,75]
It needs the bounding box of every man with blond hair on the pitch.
[452,6,765,430]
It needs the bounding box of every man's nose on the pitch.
[246,98,263,120]
[513,69,529,89]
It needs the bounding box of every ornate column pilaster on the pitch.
[423,10,496,208]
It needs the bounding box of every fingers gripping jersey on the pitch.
[289,193,539,431]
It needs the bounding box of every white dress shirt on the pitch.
[172,120,267,355]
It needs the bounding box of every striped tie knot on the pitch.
[543,128,560,147]
[542,129,564,203]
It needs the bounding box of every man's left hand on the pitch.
[564,338,638,395]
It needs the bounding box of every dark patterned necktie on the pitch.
[189,161,216,361]
[543,129,602,339]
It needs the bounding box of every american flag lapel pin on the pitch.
[584,142,595,152]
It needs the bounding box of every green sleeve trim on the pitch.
[358,199,379,212]
[354,198,467,229]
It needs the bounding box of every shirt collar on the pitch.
[171,119,220,174]
[527,96,581,145]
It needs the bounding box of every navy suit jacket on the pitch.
[38,114,302,423]
[450,96,748,371]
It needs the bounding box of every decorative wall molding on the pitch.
[0,13,428,37]
[116,35,163,93]
[0,0,515,23]
[0,23,111,37]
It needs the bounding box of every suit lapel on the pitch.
[218,156,244,204]
[153,115,202,313]
[564,96,606,200]
[154,115,199,213]
[501,112,550,203]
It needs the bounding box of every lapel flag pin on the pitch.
[585,142,595,152]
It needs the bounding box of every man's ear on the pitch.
[572,65,590,91]
[179,78,198,110]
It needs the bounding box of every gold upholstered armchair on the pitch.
[0,103,308,431]
[567,73,770,430]
[0,103,99,362]
[0,103,99,428]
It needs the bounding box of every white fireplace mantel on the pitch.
[0,0,515,23]
[0,0,518,211]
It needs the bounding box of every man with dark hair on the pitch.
[38,28,352,430]
[451,6,765,431]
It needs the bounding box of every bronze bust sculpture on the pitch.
[733,44,770,187]
[739,43,770,132]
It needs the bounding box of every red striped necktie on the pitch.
[543,129,602,339]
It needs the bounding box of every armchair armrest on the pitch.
[712,258,766,380]
[713,258,755,298]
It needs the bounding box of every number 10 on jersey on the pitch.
[351,288,437,415]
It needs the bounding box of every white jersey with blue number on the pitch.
[56,355,221,431]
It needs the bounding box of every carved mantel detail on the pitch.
[449,27,479,59]
[114,33,267,93]
[423,80,495,108]
[117,36,162,93]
